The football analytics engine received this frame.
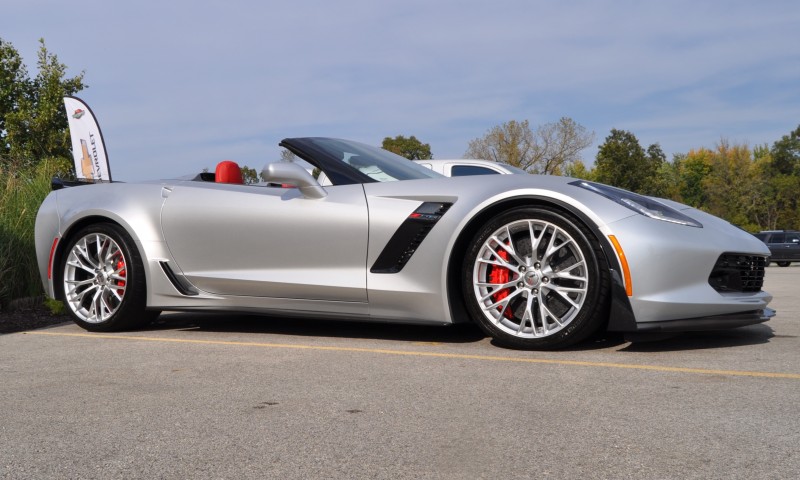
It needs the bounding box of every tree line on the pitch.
[413,122,798,232]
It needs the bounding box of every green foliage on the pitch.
[0,159,70,309]
[382,135,432,160]
[673,150,713,207]
[563,160,595,181]
[44,297,66,315]
[593,129,665,195]
[1,37,85,171]
[770,125,800,176]
[1,38,29,145]
[701,141,756,228]
[0,38,85,308]
[240,165,260,184]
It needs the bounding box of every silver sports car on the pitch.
[35,137,775,349]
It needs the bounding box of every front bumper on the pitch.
[631,308,775,332]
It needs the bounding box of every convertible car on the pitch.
[35,137,775,349]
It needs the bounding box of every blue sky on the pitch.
[3,0,799,181]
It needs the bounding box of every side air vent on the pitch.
[160,261,200,296]
[371,202,453,274]
[708,254,766,293]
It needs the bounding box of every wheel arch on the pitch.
[445,195,637,331]
[52,215,146,301]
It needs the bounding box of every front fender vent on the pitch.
[708,254,766,293]
[371,202,452,274]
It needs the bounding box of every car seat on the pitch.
[215,160,244,184]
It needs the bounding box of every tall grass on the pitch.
[0,159,70,309]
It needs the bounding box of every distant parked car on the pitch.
[414,159,528,176]
[754,230,800,266]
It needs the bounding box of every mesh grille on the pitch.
[708,254,766,293]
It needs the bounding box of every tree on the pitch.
[701,141,759,228]
[563,160,594,180]
[593,129,664,194]
[1,38,86,169]
[0,38,28,153]
[465,120,534,168]
[535,117,595,175]
[280,148,296,162]
[673,149,713,208]
[381,135,432,160]
[240,165,260,184]
[770,125,800,176]
[763,127,800,228]
[465,117,593,174]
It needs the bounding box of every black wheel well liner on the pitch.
[446,196,637,331]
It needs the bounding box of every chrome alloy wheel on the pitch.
[472,219,589,338]
[63,233,128,323]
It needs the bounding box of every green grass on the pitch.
[0,159,70,309]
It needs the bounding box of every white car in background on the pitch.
[414,159,528,176]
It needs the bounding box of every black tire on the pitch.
[777,261,790,267]
[58,223,158,331]
[462,207,609,350]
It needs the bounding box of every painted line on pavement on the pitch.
[24,330,800,380]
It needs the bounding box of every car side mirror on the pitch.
[262,162,327,199]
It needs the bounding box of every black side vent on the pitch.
[371,202,452,274]
[160,261,200,296]
[708,254,766,293]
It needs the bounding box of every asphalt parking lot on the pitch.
[1,268,798,479]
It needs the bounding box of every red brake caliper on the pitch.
[116,257,126,296]
[488,249,515,319]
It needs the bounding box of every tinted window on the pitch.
[770,233,785,243]
[451,165,501,176]
[787,233,800,243]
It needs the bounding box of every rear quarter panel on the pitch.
[36,182,169,300]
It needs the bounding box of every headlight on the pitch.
[571,180,703,228]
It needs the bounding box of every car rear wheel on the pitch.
[462,207,609,349]
[777,261,790,267]
[60,223,157,331]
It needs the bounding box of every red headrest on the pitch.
[215,160,243,184]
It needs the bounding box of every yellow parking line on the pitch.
[24,330,800,380]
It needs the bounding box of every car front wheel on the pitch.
[60,223,157,331]
[462,207,609,349]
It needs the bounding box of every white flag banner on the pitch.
[63,96,112,182]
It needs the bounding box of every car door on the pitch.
[784,232,800,260]
[160,182,368,302]
[767,233,786,260]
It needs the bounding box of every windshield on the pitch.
[286,137,442,184]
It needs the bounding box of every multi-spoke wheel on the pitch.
[60,223,156,331]
[463,207,609,349]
